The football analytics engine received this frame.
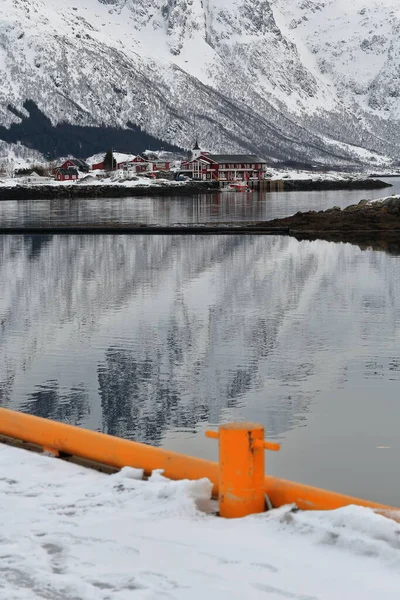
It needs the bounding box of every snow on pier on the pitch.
[1,443,400,599]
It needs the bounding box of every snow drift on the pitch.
[1,443,400,599]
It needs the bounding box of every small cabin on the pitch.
[91,161,105,171]
[55,167,79,181]
[21,170,44,182]
[119,155,146,173]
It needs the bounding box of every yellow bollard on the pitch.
[1,408,397,517]
[206,422,280,518]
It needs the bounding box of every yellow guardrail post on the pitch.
[0,408,398,519]
[206,422,280,518]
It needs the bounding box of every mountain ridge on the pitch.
[0,0,399,165]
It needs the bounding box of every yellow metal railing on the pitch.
[0,407,398,519]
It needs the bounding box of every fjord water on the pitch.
[1,177,400,225]
[1,181,400,505]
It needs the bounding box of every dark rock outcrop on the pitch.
[0,181,219,201]
[282,178,391,191]
[265,196,400,242]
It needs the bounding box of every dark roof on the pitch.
[193,138,200,150]
[71,159,89,168]
[56,167,79,176]
[25,170,42,176]
[205,154,267,164]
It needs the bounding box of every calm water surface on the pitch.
[1,182,400,505]
[0,177,399,225]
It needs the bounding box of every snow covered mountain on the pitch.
[0,0,399,166]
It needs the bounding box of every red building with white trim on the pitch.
[119,155,171,173]
[180,145,267,182]
[59,159,90,173]
[118,155,148,173]
[55,167,79,181]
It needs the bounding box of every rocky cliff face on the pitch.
[0,0,399,165]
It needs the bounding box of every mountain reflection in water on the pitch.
[0,234,399,497]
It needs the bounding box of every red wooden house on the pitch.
[91,160,105,171]
[143,153,171,172]
[118,155,148,173]
[151,160,171,171]
[91,153,171,173]
[55,167,79,181]
[59,159,90,173]
[92,155,146,172]
[119,155,171,173]
[180,153,267,182]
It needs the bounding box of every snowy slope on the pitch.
[272,0,400,119]
[0,140,44,170]
[2,443,400,600]
[0,0,399,165]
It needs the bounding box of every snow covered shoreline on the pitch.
[1,443,400,599]
[0,180,219,200]
[0,177,391,201]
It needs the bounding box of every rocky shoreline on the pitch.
[265,195,400,232]
[0,181,219,200]
[1,197,400,251]
[0,225,289,235]
[259,195,400,248]
[282,178,391,192]
[0,178,392,200]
